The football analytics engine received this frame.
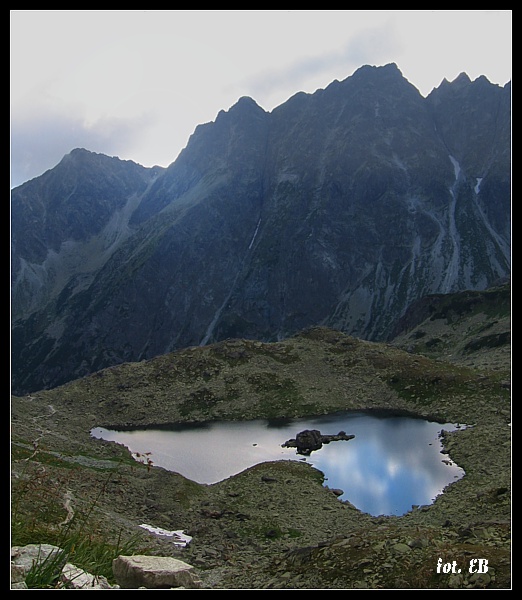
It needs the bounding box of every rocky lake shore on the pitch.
[11,288,511,589]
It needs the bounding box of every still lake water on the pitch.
[91,411,465,516]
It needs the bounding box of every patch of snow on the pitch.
[248,218,262,249]
[449,155,461,181]
[139,524,192,547]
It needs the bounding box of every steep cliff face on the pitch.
[11,63,511,394]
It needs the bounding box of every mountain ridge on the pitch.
[11,64,511,394]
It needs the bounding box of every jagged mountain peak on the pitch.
[59,147,141,168]
[322,62,412,95]
[351,61,403,78]
[45,147,160,188]
[346,62,417,92]
[438,72,471,88]
[432,72,505,98]
[452,71,472,85]
[229,95,265,112]
[65,147,95,159]
[213,96,267,124]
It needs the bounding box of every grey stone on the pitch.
[11,543,65,577]
[112,555,201,589]
[11,564,26,584]
[391,543,411,554]
[61,563,114,589]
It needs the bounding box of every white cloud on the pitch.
[10,106,151,187]
[10,10,511,188]
[244,21,400,105]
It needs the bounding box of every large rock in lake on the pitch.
[282,429,355,455]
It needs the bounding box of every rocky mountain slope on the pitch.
[11,285,511,588]
[390,280,510,369]
[11,64,511,395]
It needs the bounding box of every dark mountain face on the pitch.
[11,63,511,394]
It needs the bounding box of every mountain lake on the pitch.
[91,411,466,517]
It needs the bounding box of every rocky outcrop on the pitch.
[282,429,355,455]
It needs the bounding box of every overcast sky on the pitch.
[10,10,512,189]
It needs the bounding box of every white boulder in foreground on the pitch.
[112,555,202,589]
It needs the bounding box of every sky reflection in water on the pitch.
[91,411,465,516]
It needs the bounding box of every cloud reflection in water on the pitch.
[91,411,465,516]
